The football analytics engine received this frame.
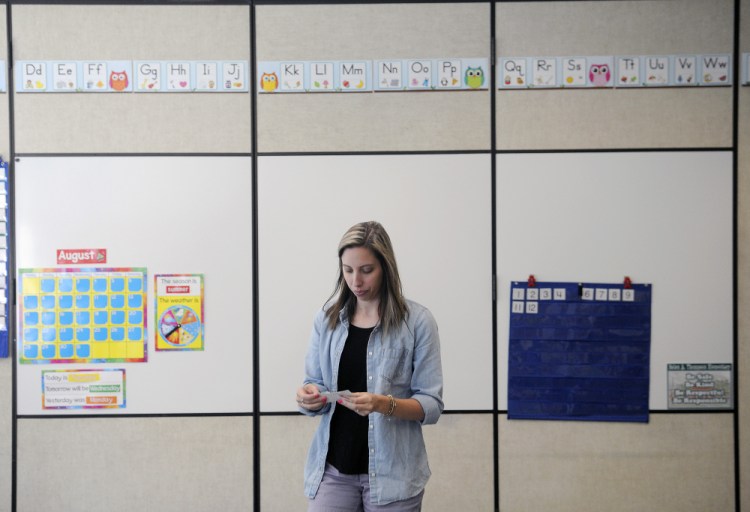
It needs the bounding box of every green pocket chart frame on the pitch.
[508,279,652,422]
[19,267,147,364]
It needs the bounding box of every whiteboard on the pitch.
[15,156,254,415]
[258,154,493,411]
[496,151,734,410]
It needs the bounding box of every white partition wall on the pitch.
[0,1,745,511]
[258,154,494,412]
[496,151,734,410]
[14,156,254,415]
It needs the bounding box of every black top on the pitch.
[326,324,373,475]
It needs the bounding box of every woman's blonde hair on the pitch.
[325,221,408,334]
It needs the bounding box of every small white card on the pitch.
[644,56,670,86]
[700,54,731,86]
[321,390,353,402]
[531,57,557,88]
[499,57,528,88]
[674,55,698,86]
[616,56,641,87]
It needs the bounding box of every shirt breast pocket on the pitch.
[380,347,411,383]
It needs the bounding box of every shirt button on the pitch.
[368,351,373,356]
[371,472,375,477]
[369,424,374,429]
[368,375,373,380]
[371,449,375,453]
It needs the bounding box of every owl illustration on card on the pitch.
[109,71,129,91]
[464,66,485,89]
[589,63,610,86]
[260,72,279,92]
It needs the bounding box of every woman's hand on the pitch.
[339,393,426,421]
[296,384,327,411]
[337,392,387,416]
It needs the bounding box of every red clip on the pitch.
[528,275,536,287]
[623,276,632,289]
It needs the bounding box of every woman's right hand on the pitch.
[296,384,327,411]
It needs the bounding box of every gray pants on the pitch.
[308,464,424,512]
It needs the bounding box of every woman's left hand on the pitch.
[338,392,386,416]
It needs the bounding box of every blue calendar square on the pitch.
[128,327,142,341]
[110,311,125,324]
[93,278,108,292]
[110,277,125,292]
[24,344,38,358]
[59,278,74,292]
[59,295,73,309]
[59,343,74,358]
[93,311,108,325]
[23,296,38,309]
[128,311,143,324]
[41,344,56,358]
[128,277,143,292]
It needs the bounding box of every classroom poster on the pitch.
[667,363,732,410]
[18,268,147,364]
[155,274,204,351]
[42,369,126,409]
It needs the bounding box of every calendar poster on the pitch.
[508,280,652,422]
[19,268,147,364]
[155,274,204,351]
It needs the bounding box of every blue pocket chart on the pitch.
[508,280,652,422]
[0,159,8,358]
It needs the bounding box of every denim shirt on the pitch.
[301,299,444,505]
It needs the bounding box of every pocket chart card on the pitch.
[508,279,652,422]
[19,268,147,364]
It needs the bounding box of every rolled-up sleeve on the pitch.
[409,306,444,425]
[300,310,331,417]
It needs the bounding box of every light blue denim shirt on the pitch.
[301,299,444,505]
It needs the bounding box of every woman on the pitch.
[296,221,444,511]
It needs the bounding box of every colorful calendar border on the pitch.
[18,267,148,365]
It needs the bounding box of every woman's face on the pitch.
[341,246,383,304]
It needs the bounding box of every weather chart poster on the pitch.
[155,274,204,351]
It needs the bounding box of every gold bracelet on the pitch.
[385,394,397,417]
